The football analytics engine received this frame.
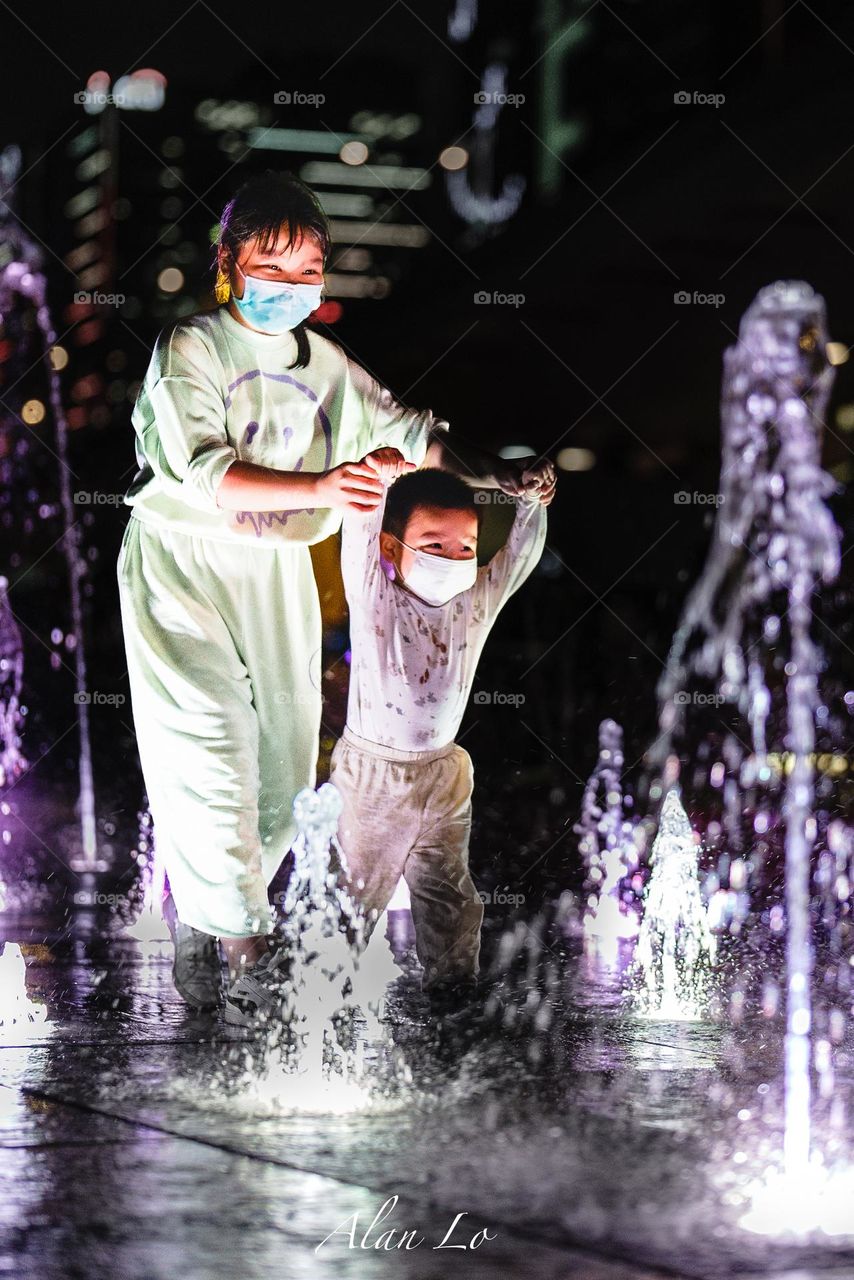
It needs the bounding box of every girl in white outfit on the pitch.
[116,169,553,1011]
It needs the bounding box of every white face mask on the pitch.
[394,538,478,606]
[233,262,322,333]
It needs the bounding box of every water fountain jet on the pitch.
[633,788,716,1019]
[575,718,640,946]
[651,280,843,1181]
[0,144,102,879]
[255,783,400,1106]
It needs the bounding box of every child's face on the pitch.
[380,504,478,581]
[223,225,324,292]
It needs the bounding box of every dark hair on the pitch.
[215,169,332,370]
[382,469,480,541]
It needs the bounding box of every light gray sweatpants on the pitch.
[328,727,484,988]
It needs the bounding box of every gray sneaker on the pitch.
[224,946,291,1027]
[163,895,222,1009]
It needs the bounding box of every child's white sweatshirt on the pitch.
[340,493,547,751]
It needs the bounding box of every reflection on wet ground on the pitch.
[0,913,852,1280]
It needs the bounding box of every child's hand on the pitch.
[360,447,415,482]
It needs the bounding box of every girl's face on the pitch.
[222,226,324,296]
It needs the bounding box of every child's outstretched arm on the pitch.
[338,448,413,606]
[425,432,557,502]
[474,492,549,619]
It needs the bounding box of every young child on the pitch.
[330,455,549,1000]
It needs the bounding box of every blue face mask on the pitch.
[232,263,323,334]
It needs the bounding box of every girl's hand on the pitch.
[521,460,557,506]
[360,446,415,482]
[497,457,557,505]
[314,461,386,512]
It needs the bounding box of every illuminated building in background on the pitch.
[531,0,727,199]
[444,3,526,230]
[60,93,117,431]
[535,0,592,198]
[53,70,233,433]
[235,103,433,310]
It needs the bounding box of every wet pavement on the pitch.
[1,912,853,1280]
